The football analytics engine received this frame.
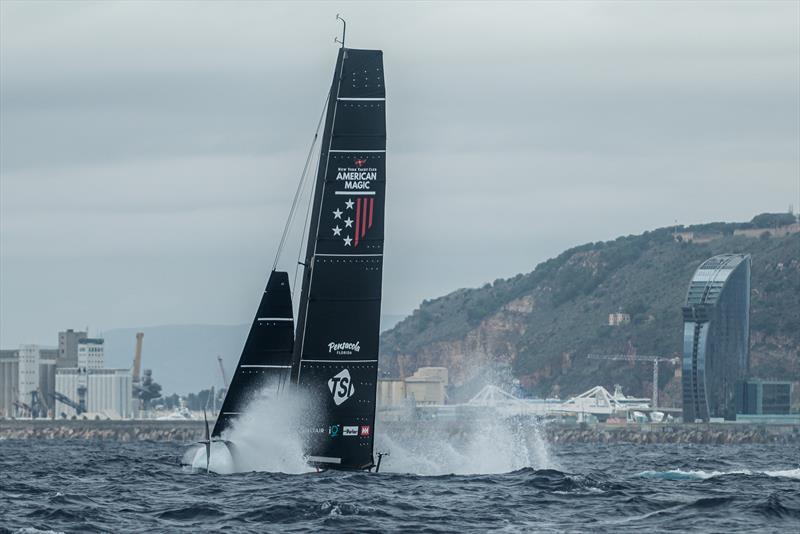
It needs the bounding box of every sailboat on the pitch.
[200,19,387,473]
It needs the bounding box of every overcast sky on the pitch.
[1,1,798,348]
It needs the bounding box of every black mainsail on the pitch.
[212,270,294,437]
[291,48,386,470]
[207,43,386,473]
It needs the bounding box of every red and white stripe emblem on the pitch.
[353,197,374,247]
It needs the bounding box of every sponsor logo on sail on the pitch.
[329,424,340,437]
[328,369,355,406]
[328,341,360,355]
[359,425,371,437]
[354,158,367,167]
[343,426,358,436]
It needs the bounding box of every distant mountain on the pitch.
[104,314,407,394]
[379,214,800,408]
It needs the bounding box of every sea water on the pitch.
[1,427,798,532]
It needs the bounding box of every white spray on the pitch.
[376,415,558,475]
[185,379,558,476]
[184,390,313,475]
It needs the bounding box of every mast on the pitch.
[291,46,387,470]
[291,49,346,381]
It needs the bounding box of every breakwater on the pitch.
[1,418,798,443]
[543,422,800,444]
[0,419,202,441]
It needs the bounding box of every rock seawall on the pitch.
[0,420,203,442]
[1,419,798,444]
[543,422,800,444]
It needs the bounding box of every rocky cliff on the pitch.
[380,215,800,407]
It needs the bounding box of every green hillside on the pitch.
[379,214,800,408]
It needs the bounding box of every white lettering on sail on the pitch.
[328,369,355,406]
[328,341,361,355]
[336,158,379,191]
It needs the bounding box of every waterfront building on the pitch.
[18,345,41,413]
[404,367,448,406]
[682,254,751,422]
[0,348,58,417]
[77,338,104,370]
[58,329,87,368]
[55,368,133,419]
[377,379,406,408]
[0,350,19,417]
[735,379,792,416]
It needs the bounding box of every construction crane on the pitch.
[132,332,144,384]
[587,353,678,409]
[217,355,229,389]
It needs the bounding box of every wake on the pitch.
[183,402,557,476]
[376,416,558,476]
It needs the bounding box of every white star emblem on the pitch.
[345,199,354,209]
[332,225,342,236]
[333,208,343,219]
[343,236,353,246]
[344,217,353,228]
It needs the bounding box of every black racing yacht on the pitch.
[196,18,387,473]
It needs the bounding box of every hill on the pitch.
[379,215,800,407]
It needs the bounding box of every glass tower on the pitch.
[682,254,751,422]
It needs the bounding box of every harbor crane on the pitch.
[217,355,229,389]
[50,391,85,417]
[587,353,679,409]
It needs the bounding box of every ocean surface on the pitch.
[1,434,798,533]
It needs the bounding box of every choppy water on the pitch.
[1,437,798,533]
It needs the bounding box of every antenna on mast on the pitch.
[335,14,346,48]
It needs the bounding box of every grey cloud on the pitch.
[1,1,798,348]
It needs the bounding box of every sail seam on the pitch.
[315,253,383,257]
[301,359,378,363]
[329,149,385,153]
[240,364,292,368]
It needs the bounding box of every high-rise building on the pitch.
[58,329,87,368]
[681,254,751,422]
[77,338,104,370]
[18,345,41,411]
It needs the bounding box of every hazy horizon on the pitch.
[2,1,799,347]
